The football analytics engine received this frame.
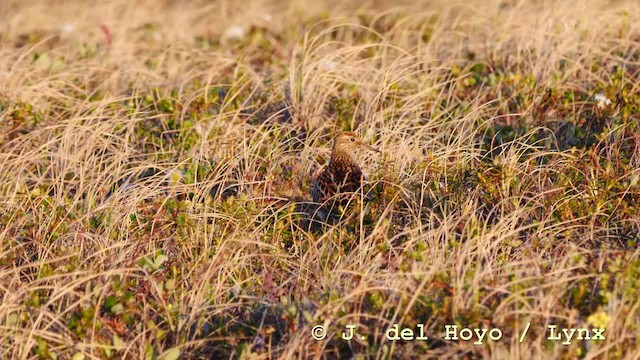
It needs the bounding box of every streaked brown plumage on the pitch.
[311,131,380,219]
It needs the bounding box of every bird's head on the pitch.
[332,131,380,162]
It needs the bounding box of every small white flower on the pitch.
[61,23,75,33]
[594,93,611,108]
[224,26,246,40]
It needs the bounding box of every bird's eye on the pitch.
[349,138,355,142]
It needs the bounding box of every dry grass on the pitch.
[1,0,640,358]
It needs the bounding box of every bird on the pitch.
[309,131,380,225]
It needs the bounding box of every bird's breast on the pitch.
[330,162,362,189]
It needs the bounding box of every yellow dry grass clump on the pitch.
[1,0,640,358]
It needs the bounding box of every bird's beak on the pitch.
[362,142,381,153]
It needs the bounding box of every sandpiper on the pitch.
[310,131,380,222]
